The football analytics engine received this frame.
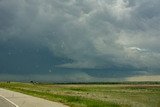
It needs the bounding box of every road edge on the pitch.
[0,95,19,107]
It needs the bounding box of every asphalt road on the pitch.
[0,88,69,107]
[0,96,16,107]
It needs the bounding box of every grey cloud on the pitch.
[0,0,160,79]
[0,72,125,82]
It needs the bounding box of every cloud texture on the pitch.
[0,0,160,81]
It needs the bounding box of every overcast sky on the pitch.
[0,0,160,82]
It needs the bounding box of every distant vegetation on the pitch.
[0,82,160,107]
[54,81,160,85]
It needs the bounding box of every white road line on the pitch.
[0,95,19,107]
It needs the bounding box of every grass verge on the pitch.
[0,82,122,107]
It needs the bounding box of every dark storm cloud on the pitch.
[0,38,72,74]
[0,0,160,81]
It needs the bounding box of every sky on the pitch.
[0,0,160,82]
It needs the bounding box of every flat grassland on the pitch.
[0,82,160,107]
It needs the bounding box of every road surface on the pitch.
[0,96,16,107]
[0,88,69,107]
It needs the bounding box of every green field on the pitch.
[0,82,160,107]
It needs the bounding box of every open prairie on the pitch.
[0,82,160,107]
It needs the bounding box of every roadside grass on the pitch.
[0,82,160,107]
[12,88,119,107]
[0,82,120,107]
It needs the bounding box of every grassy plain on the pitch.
[0,82,160,107]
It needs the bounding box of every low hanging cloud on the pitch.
[0,0,160,80]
